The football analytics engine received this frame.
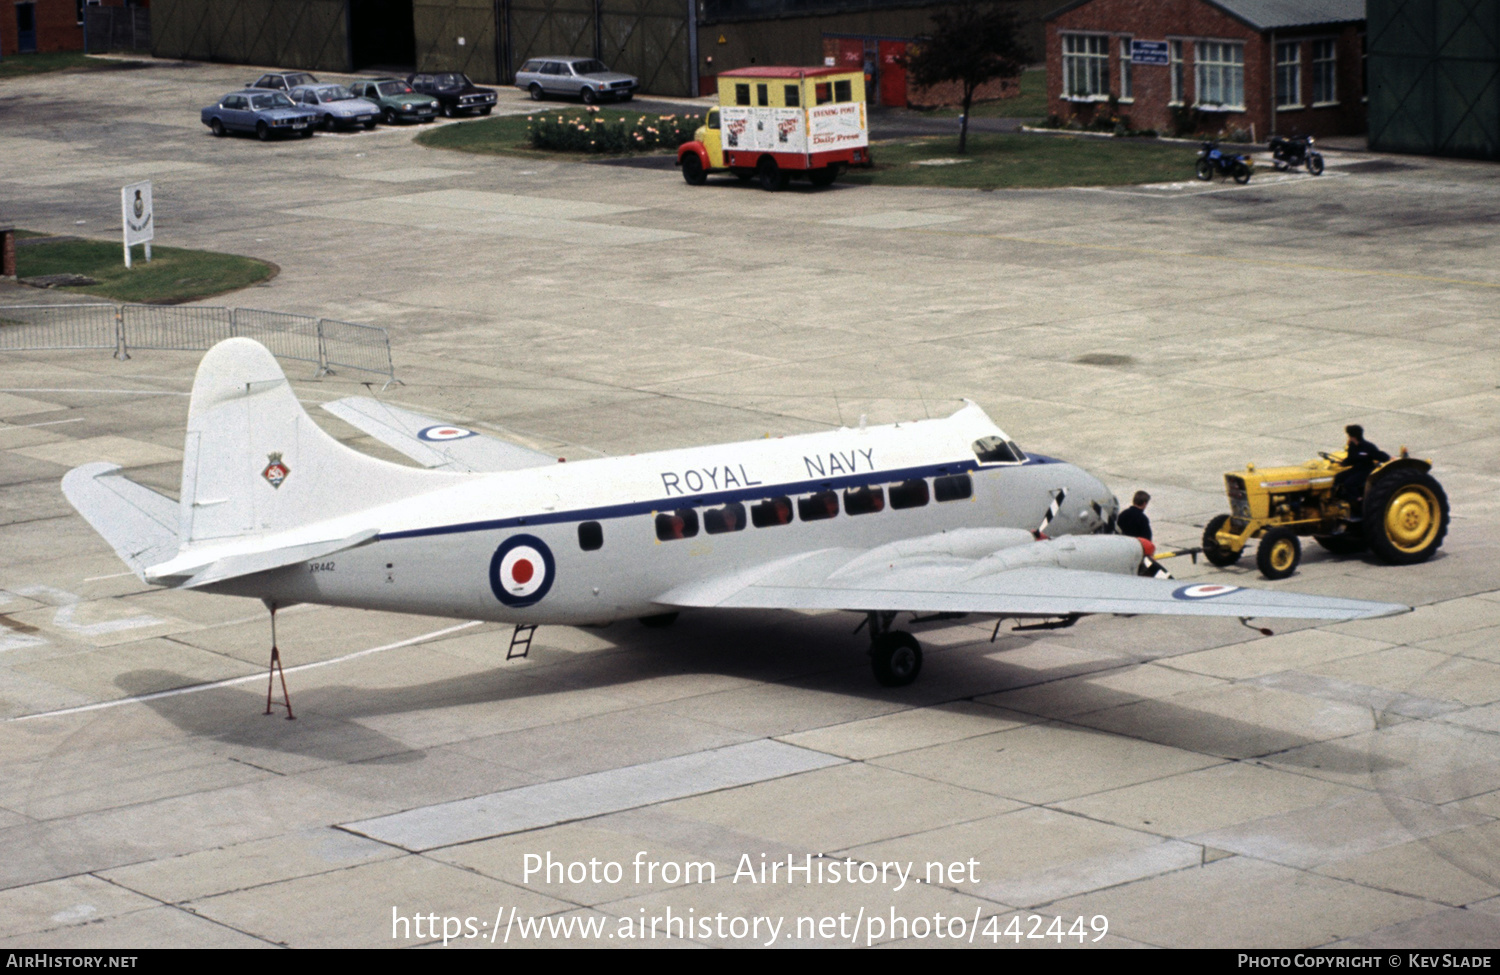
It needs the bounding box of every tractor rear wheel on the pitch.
[1256,527,1301,580]
[1202,514,1242,567]
[1364,469,1449,564]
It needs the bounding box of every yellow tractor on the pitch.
[1202,449,1449,580]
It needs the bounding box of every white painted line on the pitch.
[6,417,84,429]
[0,388,188,396]
[82,570,137,582]
[342,739,847,851]
[7,620,482,722]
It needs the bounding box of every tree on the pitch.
[903,3,1031,154]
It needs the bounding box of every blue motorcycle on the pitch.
[1195,141,1253,184]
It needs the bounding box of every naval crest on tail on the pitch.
[262,452,290,489]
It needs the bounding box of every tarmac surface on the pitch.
[1,59,1499,949]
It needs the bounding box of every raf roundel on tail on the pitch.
[59,337,1409,706]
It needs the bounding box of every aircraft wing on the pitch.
[655,539,1408,622]
[321,396,557,473]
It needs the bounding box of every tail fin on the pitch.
[178,338,454,545]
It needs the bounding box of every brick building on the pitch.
[1045,0,1367,139]
[1,0,144,58]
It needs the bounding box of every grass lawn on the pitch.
[16,234,278,304]
[915,67,1050,120]
[0,52,146,80]
[417,108,703,158]
[843,131,1195,190]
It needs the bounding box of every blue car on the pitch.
[202,90,320,141]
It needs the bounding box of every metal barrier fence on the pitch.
[0,303,397,385]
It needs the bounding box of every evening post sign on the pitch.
[121,179,153,267]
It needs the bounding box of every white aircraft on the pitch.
[63,338,1405,703]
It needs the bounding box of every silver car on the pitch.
[515,56,637,104]
[289,84,380,130]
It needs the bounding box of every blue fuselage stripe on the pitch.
[375,456,1058,542]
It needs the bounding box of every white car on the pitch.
[515,57,637,104]
[288,84,380,130]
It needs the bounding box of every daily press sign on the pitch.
[121,179,153,267]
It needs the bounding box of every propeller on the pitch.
[1033,488,1066,540]
[1136,538,1172,578]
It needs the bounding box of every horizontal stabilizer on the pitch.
[322,397,557,473]
[147,528,380,588]
[62,463,181,582]
[657,543,1408,622]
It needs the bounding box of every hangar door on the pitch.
[502,0,691,95]
[1368,0,1500,159]
[414,0,501,81]
[151,0,352,72]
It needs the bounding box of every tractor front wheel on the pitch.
[1364,469,1449,564]
[1256,527,1302,580]
[1202,514,1242,567]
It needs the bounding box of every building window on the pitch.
[1276,42,1301,108]
[757,83,769,106]
[1169,40,1184,104]
[1120,37,1133,100]
[1062,34,1109,99]
[1312,39,1337,104]
[1194,41,1244,110]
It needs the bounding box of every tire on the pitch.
[256,121,270,141]
[639,612,679,628]
[1195,158,1213,181]
[210,118,225,137]
[480,106,492,116]
[1202,514,1242,567]
[528,84,543,101]
[363,118,377,130]
[1314,533,1367,555]
[383,107,396,125]
[300,126,314,138]
[808,167,838,188]
[323,114,335,131]
[871,631,922,687]
[619,93,633,102]
[681,153,707,186]
[757,158,787,192]
[1363,470,1449,565]
[441,102,454,118]
[1233,161,1251,184]
[1307,153,1325,175]
[581,87,597,105]
[1256,527,1302,580]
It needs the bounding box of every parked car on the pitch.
[289,84,380,130]
[406,72,498,117]
[346,79,439,124]
[201,90,319,140]
[514,56,637,104]
[249,72,319,92]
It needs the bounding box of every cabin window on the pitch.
[707,108,720,129]
[704,502,747,534]
[735,83,751,106]
[888,479,930,509]
[973,436,1025,464]
[834,79,852,102]
[578,521,603,551]
[655,508,700,541]
[757,83,769,106]
[934,474,973,502]
[751,497,793,527]
[843,486,885,515]
[798,491,840,522]
[815,82,832,105]
[784,84,800,106]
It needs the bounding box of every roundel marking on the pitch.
[489,534,555,607]
[418,424,477,442]
[1172,583,1242,600]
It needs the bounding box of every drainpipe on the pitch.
[1269,29,1276,139]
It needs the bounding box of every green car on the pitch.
[347,78,439,125]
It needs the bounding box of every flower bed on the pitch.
[527,107,702,154]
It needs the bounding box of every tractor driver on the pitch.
[1116,490,1152,541]
[1334,424,1390,506]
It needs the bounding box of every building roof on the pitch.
[1046,0,1365,30]
[719,66,854,79]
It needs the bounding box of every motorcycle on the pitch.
[1195,141,1253,184]
[1269,134,1325,175]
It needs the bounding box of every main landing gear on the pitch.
[864,611,923,687]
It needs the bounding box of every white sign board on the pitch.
[121,179,153,267]
[809,102,867,152]
[720,107,807,154]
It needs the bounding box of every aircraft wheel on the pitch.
[1202,514,1242,567]
[639,612,680,628]
[870,631,922,687]
[1256,527,1301,580]
[1364,470,1449,564]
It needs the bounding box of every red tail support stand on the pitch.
[264,602,295,720]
